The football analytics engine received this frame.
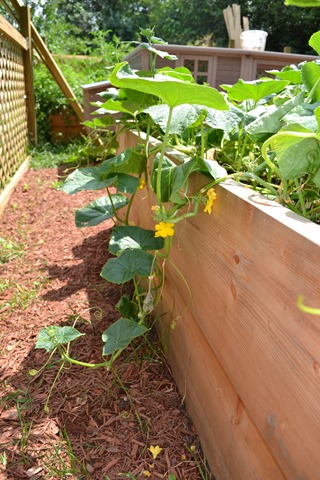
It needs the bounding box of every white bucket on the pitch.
[240,30,268,51]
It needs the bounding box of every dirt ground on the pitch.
[0,168,213,480]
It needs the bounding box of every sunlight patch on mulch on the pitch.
[0,168,211,479]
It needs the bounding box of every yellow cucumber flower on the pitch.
[138,178,146,190]
[204,188,217,215]
[148,445,163,459]
[154,222,175,238]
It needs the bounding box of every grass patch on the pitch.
[0,276,49,312]
[0,237,25,264]
[30,139,87,170]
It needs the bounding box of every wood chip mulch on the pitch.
[0,168,212,480]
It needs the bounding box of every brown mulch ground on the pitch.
[0,168,212,480]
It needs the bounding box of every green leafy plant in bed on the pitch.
[35,27,320,405]
[34,28,230,402]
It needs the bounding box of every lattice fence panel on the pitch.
[0,32,28,192]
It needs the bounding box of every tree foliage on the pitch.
[26,0,320,54]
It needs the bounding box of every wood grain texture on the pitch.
[159,275,286,480]
[121,130,320,480]
[0,14,27,50]
[19,5,37,143]
[0,157,29,217]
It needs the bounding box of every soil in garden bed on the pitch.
[0,168,212,480]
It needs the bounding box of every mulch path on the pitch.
[0,168,211,480]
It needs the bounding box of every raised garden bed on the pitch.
[49,107,85,142]
[119,129,320,480]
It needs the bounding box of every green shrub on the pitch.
[33,34,132,142]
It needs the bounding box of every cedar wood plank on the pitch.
[120,129,320,480]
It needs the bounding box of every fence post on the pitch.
[19,5,37,144]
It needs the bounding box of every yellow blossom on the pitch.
[151,205,159,212]
[148,445,163,459]
[143,471,152,477]
[203,188,217,215]
[138,178,146,190]
[154,222,175,238]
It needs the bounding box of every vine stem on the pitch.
[294,178,307,217]
[156,106,173,205]
[297,295,320,315]
[305,77,320,104]
[44,358,66,413]
[236,134,248,171]
[61,353,110,369]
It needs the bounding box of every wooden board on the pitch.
[120,130,320,480]
[0,14,27,50]
[0,157,29,217]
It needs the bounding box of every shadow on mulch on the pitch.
[0,168,206,479]
[41,228,123,317]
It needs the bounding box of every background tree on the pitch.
[150,0,320,54]
[26,0,320,55]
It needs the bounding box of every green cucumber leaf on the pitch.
[102,318,148,356]
[302,61,320,103]
[222,78,289,103]
[36,326,84,353]
[101,249,154,284]
[309,31,320,56]
[75,194,128,227]
[115,295,137,319]
[144,104,204,134]
[109,62,228,110]
[109,226,164,254]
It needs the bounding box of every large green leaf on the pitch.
[105,148,146,175]
[140,43,178,61]
[144,104,204,134]
[36,326,84,353]
[59,148,145,195]
[205,105,244,136]
[82,116,114,129]
[309,31,320,55]
[59,168,117,195]
[246,91,305,139]
[267,65,302,85]
[102,317,147,356]
[115,294,137,319]
[157,66,195,83]
[264,132,320,182]
[278,137,320,182]
[169,158,198,201]
[109,62,228,110]
[113,173,140,193]
[75,194,128,227]
[302,62,320,103]
[199,157,228,179]
[101,249,154,284]
[109,225,164,254]
[222,78,289,103]
[283,108,318,132]
[98,89,156,116]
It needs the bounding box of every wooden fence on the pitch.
[0,0,84,212]
[0,10,31,196]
